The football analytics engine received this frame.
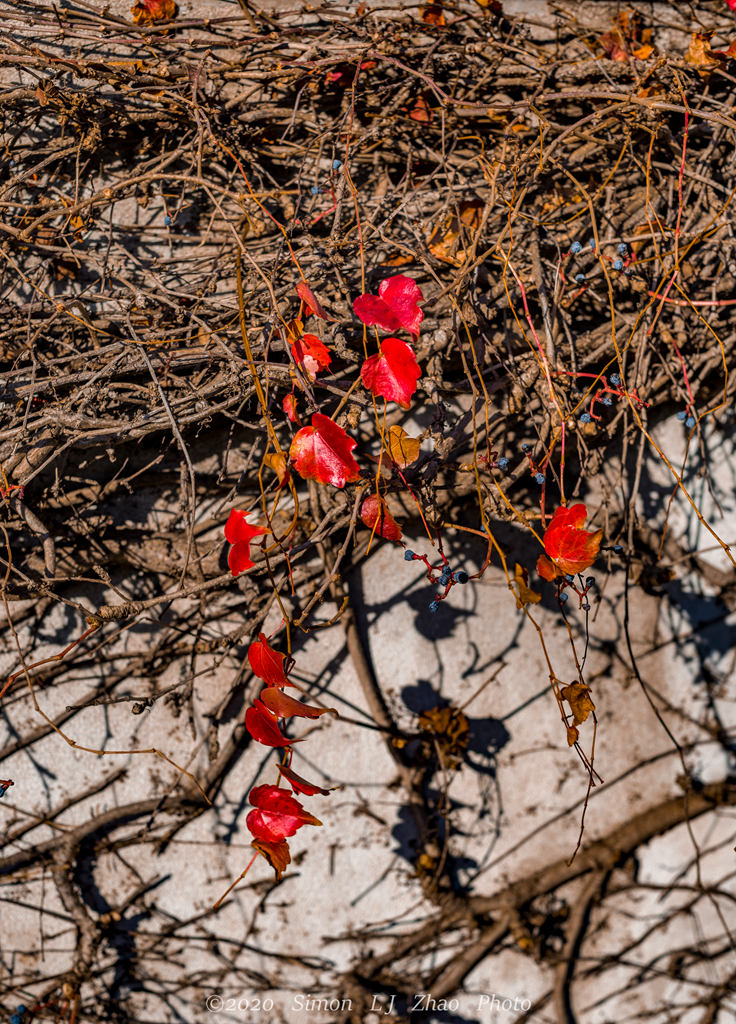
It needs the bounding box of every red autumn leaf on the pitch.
[360,494,403,542]
[290,412,361,488]
[291,333,331,381]
[277,762,333,796]
[283,393,298,422]
[246,784,322,843]
[296,281,331,321]
[259,687,337,720]
[245,700,295,747]
[353,274,424,337]
[539,504,602,579]
[248,633,294,688]
[224,510,268,576]
[360,336,421,409]
[251,837,291,881]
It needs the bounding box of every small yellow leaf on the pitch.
[514,562,541,609]
[263,452,290,489]
[387,425,421,468]
[561,682,595,726]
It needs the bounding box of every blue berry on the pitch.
[613,544,623,552]
[575,273,586,283]
[404,549,415,561]
[570,240,582,254]
[332,158,342,170]
[600,395,613,406]
[579,412,592,424]
[582,601,590,611]
[685,416,696,428]
[310,185,320,195]
[588,238,596,249]
[613,258,624,271]
[0,788,6,798]
[429,600,439,613]
[534,472,545,484]
[453,570,469,584]
[439,573,451,586]
[164,214,172,226]
[565,574,574,583]
[496,457,509,470]
[16,1009,26,1016]
[585,576,595,587]
[559,592,568,604]
[609,373,621,386]
[617,242,628,255]
[521,443,531,452]
[10,1016,22,1024]
[676,410,687,421]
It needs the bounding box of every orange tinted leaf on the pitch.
[566,724,579,747]
[131,0,177,23]
[427,200,484,266]
[421,3,445,25]
[283,393,298,422]
[536,553,558,581]
[251,838,291,881]
[386,425,421,467]
[514,562,541,608]
[360,494,402,542]
[561,682,595,726]
[290,413,360,488]
[259,687,337,720]
[409,94,433,123]
[542,504,602,577]
[263,452,290,489]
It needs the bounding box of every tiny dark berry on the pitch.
[585,576,595,587]
[613,258,624,271]
[521,443,531,452]
[559,592,568,603]
[534,472,545,484]
[310,185,320,195]
[332,158,342,170]
[582,601,590,611]
[453,570,469,584]
[164,214,172,226]
[617,242,628,255]
[575,273,586,283]
[685,416,696,428]
[609,373,621,386]
[600,395,613,406]
[676,410,687,421]
[10,1016,22,1024]
[429,600,439,613]
[579,412,592,424]
[439,573,451,586]
[404,550,415,561]
[588,238,596,249]
[613,544,623,552]
[565,574,574,583]
[570,240,582,254]
[497,457,509,469]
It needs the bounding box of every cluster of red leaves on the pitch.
[243,634,337,879]
[537,505,602,581]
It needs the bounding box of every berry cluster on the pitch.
[557,573,596,611]
[520,442,546,486]
[404,550,470,612]
[9,1007,26,1024]
[676,409,697,429]
[577,371,647,424]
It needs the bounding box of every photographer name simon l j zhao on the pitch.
[204,991,533,1014]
